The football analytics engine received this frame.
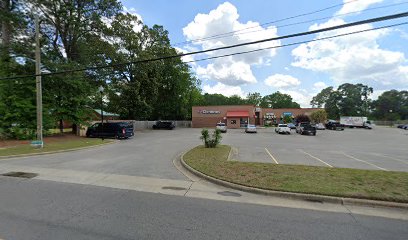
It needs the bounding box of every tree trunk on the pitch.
[59,119,64,133]
[0,0,12,51]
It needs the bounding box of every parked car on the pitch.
[296,122,316,136]
[245,124,257,133]
[325,121,345,130]
[86,122,134,139]
[216,122,227,133]
[152,121,175,130]
[287,123,296,129]
[315,123,326,130]
[275,124,291,134]
[402,124,408,130]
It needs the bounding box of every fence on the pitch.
[79,120,192,136]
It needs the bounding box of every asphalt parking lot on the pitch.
[223,126,408,172]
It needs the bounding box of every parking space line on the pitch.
[370,153,408,165]
[298,149,333,168]
[264,148,279,164]
[341,153,388,171]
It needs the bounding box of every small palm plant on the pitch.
[200,128,222,148]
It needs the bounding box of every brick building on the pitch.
[192,105,322,128]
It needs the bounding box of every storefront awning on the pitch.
[226,111,250,117]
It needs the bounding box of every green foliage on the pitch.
[371,90,408,120]
[246,92,262,106]
[283,115,293,123]
[310,109,328,123]
[295,114,310,123]
[310,83,373,119]
[260,91,300,108]
[200,129,222,148]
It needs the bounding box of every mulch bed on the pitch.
[0,134,83,148]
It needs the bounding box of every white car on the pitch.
[245,124,257,133]
[216,122,227,133]
[275,124,291,134]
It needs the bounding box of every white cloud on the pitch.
[337,0,383,15]
[183,2,280,86]
[291,18,408,90]
[196,61,257,86]
[313,81,327,90]
[279,89,313,108]
[264,74,301,88]
[203,82,246,97]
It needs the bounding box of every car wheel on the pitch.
[313,132,316,136]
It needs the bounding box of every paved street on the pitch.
[0,127,407,239]
[0,177,407,240]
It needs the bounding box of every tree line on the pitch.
[310,83,408,121]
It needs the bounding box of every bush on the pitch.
[295,114,310,123]
[200,128,222,148]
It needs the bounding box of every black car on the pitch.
[325,121,345,130]
[86,122,134,139]
[296,122,316,136]
[152,121,175,130]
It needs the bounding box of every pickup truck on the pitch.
[296,122,316,136]
[275,124,291,134]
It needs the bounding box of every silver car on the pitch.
[245,124,257,133]
[216,122,227,133]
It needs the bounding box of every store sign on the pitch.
[197,110,221,114]
[265,112,275,116]
[255,108,261,112]
[283,112,293,116]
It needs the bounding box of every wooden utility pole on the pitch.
[35,15,43,147]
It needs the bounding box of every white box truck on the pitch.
[340,116,373,129]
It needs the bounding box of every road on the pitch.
[0,177,407,240]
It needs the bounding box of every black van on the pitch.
[86,122,134,139]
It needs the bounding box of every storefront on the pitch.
[192,105,322,128]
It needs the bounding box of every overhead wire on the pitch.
[178,1,408,45]
[172,0,360,46]
[1,11,408,81]
[184,21,408,64]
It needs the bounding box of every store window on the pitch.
[240,118,248,128]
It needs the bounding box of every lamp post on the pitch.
[98,86,104,141]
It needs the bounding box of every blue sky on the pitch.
[121,0,408,106]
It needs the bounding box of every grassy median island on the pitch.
[0,137,112,157]
[184,145,408,203]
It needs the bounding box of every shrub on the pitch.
[295,114,310,123]
[200,128,222,148]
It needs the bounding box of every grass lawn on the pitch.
[0,137,112,157]
[184,145,408,203]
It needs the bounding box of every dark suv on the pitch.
[296,122,316,136]
[86,122,134,139]
[152,121,175,130]
[325,121,345,130]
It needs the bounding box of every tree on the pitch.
[283,115,293,123]
[260,91,300,108]
[246,92,262,106]
[371,90,408,120]
[295,114,310,123]
[310,109,328,123]
[310,87,333,108]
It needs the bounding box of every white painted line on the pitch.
[298,149,333,168]
[264,148,279,164]
[342,153,388,171]
[370,153,408,165]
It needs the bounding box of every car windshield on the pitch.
[217,123,225,126]
[279,124,287,127]
[248,125,256,127]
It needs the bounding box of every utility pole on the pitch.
[35,15,43,148]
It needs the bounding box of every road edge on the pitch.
[180,151,408,210]
[0,140,117,160]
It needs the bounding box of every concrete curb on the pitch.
[0,140,117,160]
[180,150,408,210]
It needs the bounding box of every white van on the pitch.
[216,122,227,133]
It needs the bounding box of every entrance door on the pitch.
[255,112,260,125]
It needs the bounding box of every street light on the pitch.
[98,86,104,141]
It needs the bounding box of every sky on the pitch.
[121,0,408,107]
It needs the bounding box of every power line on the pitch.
[173,0,360,46]
[177,1,408,45]
[1,11,408,81]
[184,21,408,64]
